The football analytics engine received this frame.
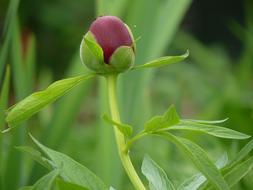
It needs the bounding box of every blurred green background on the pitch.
[0,0,252,189]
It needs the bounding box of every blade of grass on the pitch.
[24,33,36,94]
[10,18,27,100]
[2,0,20,37]
[0,65,10,131]
[3,17,28,190]
[0,65,10,190]
[0,0,20,81]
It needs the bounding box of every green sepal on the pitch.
[124,24,136,51]
[109,46,135,73]
[80,32,109,73]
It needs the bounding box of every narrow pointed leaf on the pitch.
[102,114,133,137]
[158,132,229,190]
[0,0,20,80]
[206,156,253,190]
[183,118,228,124]
[32,170,59,190]
[132,50,189,70]
[2,0,20,36]
[0,66,10,180]
[221,156,253,189]
[4,74,95,131]
[30,135,107,190]
[145,105,180,132]
[178,152,228,190]
[227,139,253,169]
[0,65,10,131]
[167,121,250,139]
[142,154,175,190]
[199,141,253,189]
[16,146,51,170]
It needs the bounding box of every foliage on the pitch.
[1,0,253,190]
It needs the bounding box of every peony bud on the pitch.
[80,16,135,74]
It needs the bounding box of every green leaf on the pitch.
[158,132,229,190]
[141,154,175,190]
[199,140,253,189]
[183,118,228,124]
[221,156,253,189]
[178,174,205,190]
[16,146,51,170]
[178,152,228,190]
[205,156,253,190]
[227,139,253,169]
[215,152,229,169]
[132,50,189,70]
[0,65,10,131]
[167,120,250,139]
[56,179,88,190]
[0,0,20,80]
[0,66,10,190]
[24,33,36,94]
[31,170,59,190]
[30,135,107,190]
[0,66,10,175]
[4,74,95,131]
[11,19,27,100]
[102,114,133,138]
[144,105,180,132]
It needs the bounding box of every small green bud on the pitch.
[80,16,135,74]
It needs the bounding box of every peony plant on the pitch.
[2,16,253,190]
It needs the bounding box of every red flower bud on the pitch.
[89,16,133,63]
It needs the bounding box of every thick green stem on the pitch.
[106,74,146,190]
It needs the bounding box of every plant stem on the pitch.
[106,74,146,190]
[126,131,148,151]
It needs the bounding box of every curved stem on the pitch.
[106,74,146,190]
